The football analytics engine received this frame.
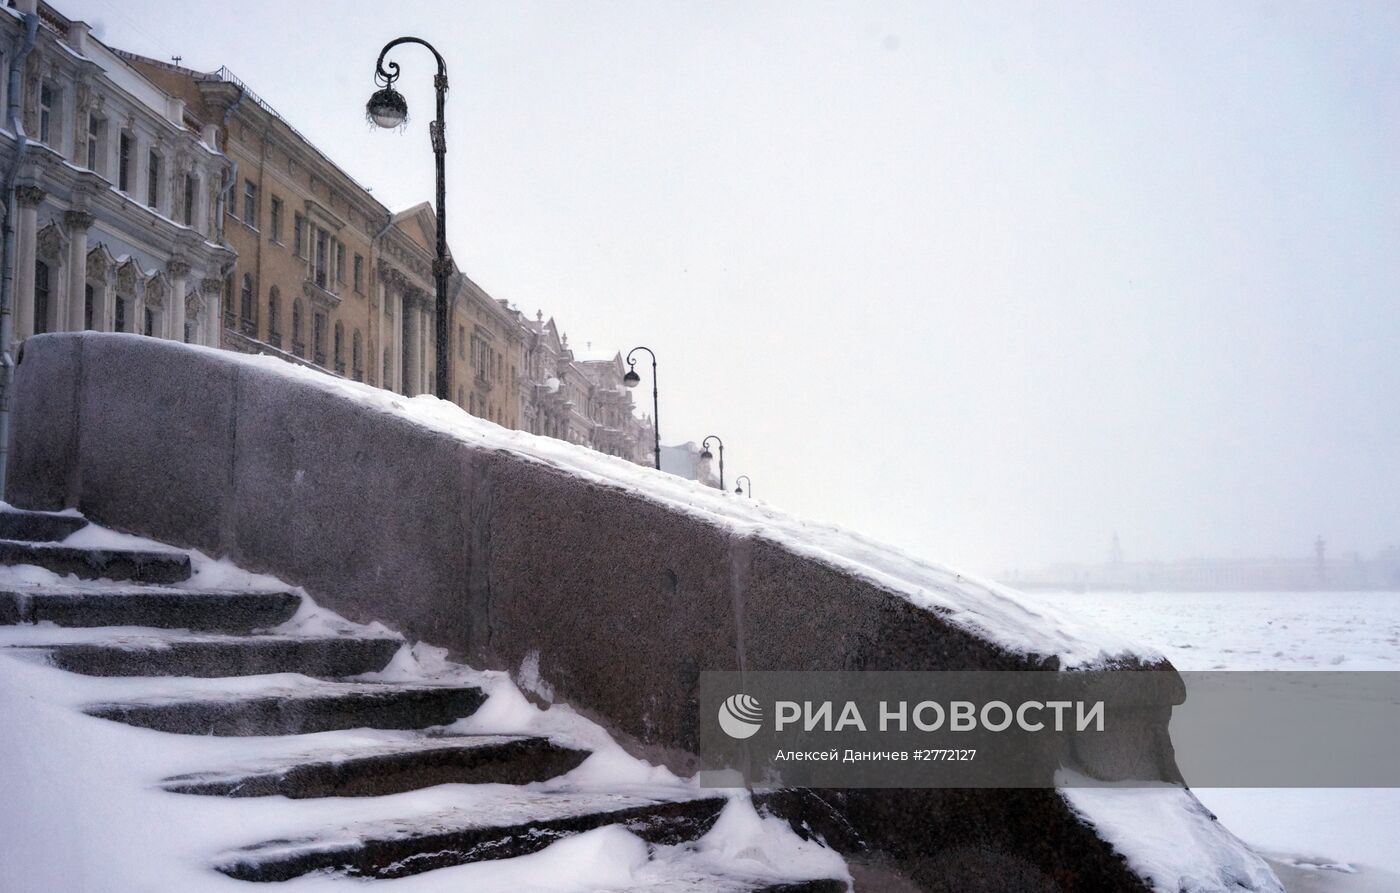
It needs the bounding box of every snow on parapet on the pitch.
[187,342,1160,669]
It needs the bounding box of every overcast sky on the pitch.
[68,0,1400,575]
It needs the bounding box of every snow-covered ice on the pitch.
[1047,589,1400,881]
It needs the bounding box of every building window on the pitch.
[333,320,345,374]
[86,114,103,172]
[144,306,155,337]
[382,348,391,388]
[335,242,345,284]
[118,133,132,192]
[33,261,49,335]
[38,82,54,145]
[267,286,281,346]
[240,274,254,328]
[183,174,196,226]
[115,296,127,333]
[457,386,464,407]
[353,254,363,292]
[270,197,283,243]
[146,150,161,209]
[292,299,304,357]
[84,284,94,330]
[293,213,304,256]
[313,312,327,366]
[242,180,257,228]
[351,330,363,381]
[314,229,328,288]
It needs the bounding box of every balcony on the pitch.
[240,318,256,337]
[268,332,282,349]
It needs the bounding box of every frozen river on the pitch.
[1045,590,1400,877]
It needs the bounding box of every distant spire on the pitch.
[536,309,543,322]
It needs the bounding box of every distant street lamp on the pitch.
[623,346,660,470]
[734,474,752,498]
[700,435,725,491]
[367,37,450,400]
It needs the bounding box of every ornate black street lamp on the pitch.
[734,474,752,498]
[623,346,660,469]
[700,435,725,491]
[367,37,450,400]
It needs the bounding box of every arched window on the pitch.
[267,286,281,346]
[457,385,464,407]
[382,348,391,390]
[239,274,254,330]
[312,313,326,366]
[333,320,345,374]
[291,299,304,357]
[351,330,363,382]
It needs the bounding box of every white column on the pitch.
[379,279,392,390]
[201,279,220,347]
[392,290,404,393]
[13,186,44,341]
[168,260,189,342]
[419,304,431,395]
[64,210,94,331]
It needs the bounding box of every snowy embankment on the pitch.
[0,524,848,892]
[191,344,1157,671]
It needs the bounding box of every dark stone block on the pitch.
[86,684,486,736]
[37,635,401,677]
[163,735,588,798]
[0,508,88,542]
[14,589,300,631]
[0,541,191,583]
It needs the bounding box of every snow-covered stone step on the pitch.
[13,631,403,678]
[86,679,486,736]
[161,733,589,797]
[0,586,300,631]
[215,788,859,883]
[0,507,88,542]
[585,870,848,893]
[216,793,733,881]
[0,539,191,583]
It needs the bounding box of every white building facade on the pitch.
[2,1,231,352]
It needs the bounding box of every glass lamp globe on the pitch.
[366,87,408,129]
[700,448,713,461]
[623,369,641,388]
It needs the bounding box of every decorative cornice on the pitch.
[167,259,191,279]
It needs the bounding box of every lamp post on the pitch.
[366,37,450,400]
[735,475,752,498]
[622,346,660,470]
[700,435,725,491]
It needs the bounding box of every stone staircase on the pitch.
[0,507,851,891]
